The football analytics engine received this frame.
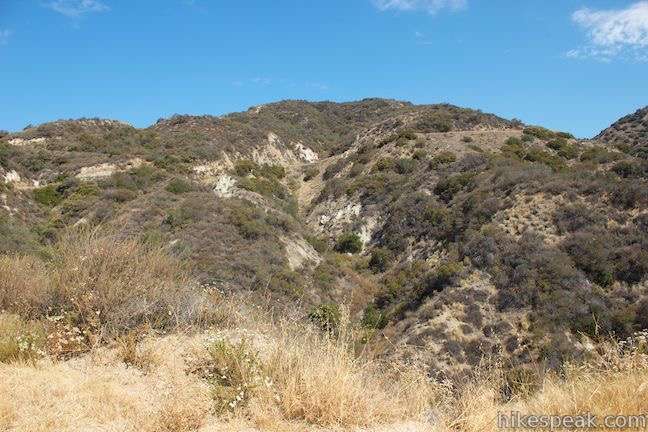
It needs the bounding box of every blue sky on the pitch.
[0,0,647,137]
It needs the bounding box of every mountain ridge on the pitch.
[1,99,648,379]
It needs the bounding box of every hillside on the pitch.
[595,106,648,153]
[1,100,648,430]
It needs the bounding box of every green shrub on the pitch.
[334,232,363,254]
[524,148,566,171]
[612,160,642,178]
[239,177,288,200]
[412,149,427,160]
[501,139,526,158]
[201,338,267,413]
[434,172,475,202]
[303,166,319,181]
[369,247,393,273]
[257,163,286,179]
[59,185,101,219]
[373,157,396,172]
[361,304,388,329]
[395,158,416,174]
[546,138,568,152]
[308,303,342,333]
[429,151,457,168]
[305,235,328,253]
[546,137,580,160]
[108,165,164,191]
[165,177,195,194]
[556,131,575,139]
[580,146,622,164]
[268,268,305,297]
[462,136,474,143]
[523,126,556,141]
[563,232,614,287]
[33,184,63,207]
[323,159,347,180]
[505,137,522,147]
[397,129,417,141]
[227,202,270,239]
[521,133,535,143]
[415,115,451,133]
[557,144,579,160]
[430,261,463,290]
[234,159,258,176]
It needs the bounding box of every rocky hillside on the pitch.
[596,106,648,153]
[2,99,648,378]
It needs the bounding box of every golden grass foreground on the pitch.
[1,229,648,431]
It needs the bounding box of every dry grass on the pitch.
[0,314,47,363]
[2,306,648,431]
[0,254,49,315]
[3,230,648,431]
[443,339,648,432]
[0,228,211,340]
[0,335,212,432]
[255,324,430,428]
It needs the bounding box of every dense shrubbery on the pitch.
[434,172,476,202]
[429,151,457,167]
[166,177,196,194]
[308,303,342,333]
[335,233,363,254]
[303,165,319,181]
[580,146,622,164]
[369,247,393,273]
[33,184,64,206]
[415,114,451,133]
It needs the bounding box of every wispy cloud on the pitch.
[569,1,648,61]
[46,0,109,17]
[372,0,466,14]
[0,29,11,45]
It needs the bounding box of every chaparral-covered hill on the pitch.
[2,98,648,378]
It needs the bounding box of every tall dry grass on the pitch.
[3,229,648,431]
[3,324,648,432]
[0,228,210,338]
[442,338,648,432]
[253,323,431,428]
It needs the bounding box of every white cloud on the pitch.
[372,0,466,14]
[46,0,109,17]
[570,1,648,61]
[0,29,11,45]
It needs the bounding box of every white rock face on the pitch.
[359,217,379,246]
[319,202,361,226]
[267,132,280,145]
[281,236,321,270]
[77,163,118,180]
[213,174,236,198]
[294,142,319,163]
[192,153,234,183]
[252,142,298,166]
[3,170,21,184]
[76,158,144,180]
[8,137,46,146]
